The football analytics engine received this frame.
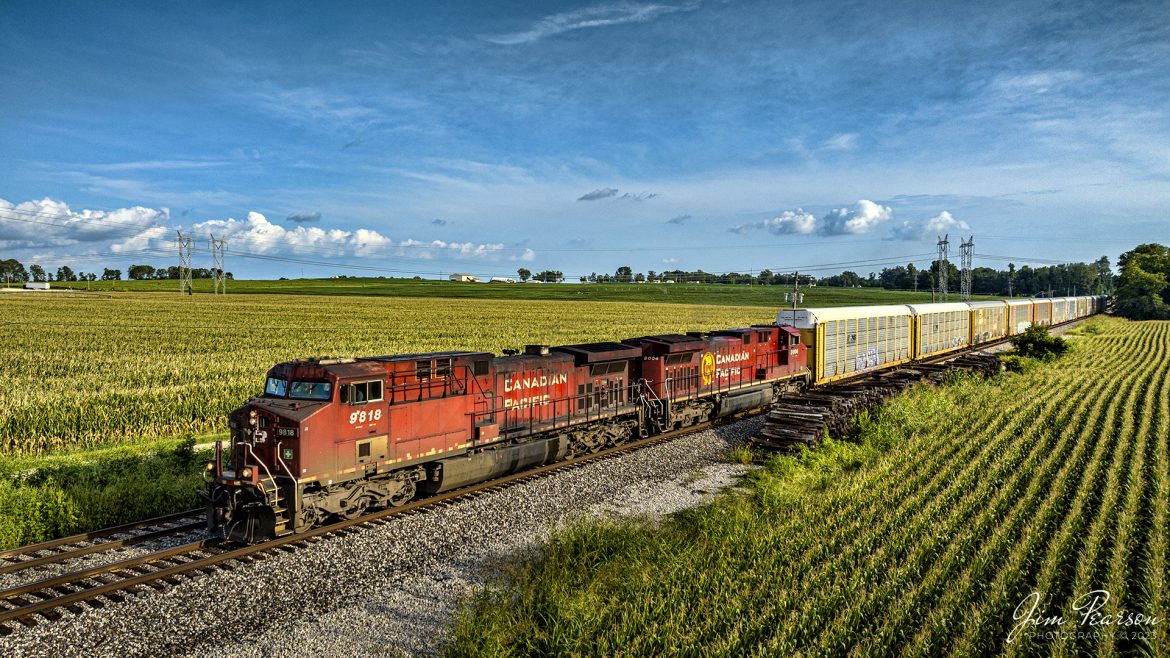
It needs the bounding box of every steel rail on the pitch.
[0,509,202,562]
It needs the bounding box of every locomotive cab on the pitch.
[203,360,343,543]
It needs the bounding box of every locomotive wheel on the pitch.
[389,479,416,507]
[341,495,373,520]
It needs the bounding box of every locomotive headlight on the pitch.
[240,467,253,479]
[205,461,216,472]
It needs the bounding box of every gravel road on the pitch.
[1,418,762,658]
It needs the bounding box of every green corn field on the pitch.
[0,293,774,457]
[448,317,1168,657]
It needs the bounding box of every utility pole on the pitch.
[959,235,973,301]
[936,234,950,302]
[176,230,193,295]
[791,271,800,312]
[209,233,227,294]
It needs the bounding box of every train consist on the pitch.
[203,295,1106,543]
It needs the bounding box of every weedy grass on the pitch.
[446,317,1168,658]
[0,438,210,549]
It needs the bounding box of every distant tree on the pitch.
[615,265,633,283]
[1094,256,1113,293]
[534,270,563,282]
[517,267,531,282]
[1115,243,1170,320]
[29,264,46,282]
[0,258,27,283]
[634,272,645,283]
[56,265,77,282]
[579,276,587,283]
[128,264,156,280]
[101,267,121,281]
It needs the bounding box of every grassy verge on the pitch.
[445,318,1161,656]
[0,438,210,549]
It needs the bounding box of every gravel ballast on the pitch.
[1,418,763,658]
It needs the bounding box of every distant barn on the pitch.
[448,273,480,282]
[24,282,50,290]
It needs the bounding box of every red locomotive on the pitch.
[203,325,807,542]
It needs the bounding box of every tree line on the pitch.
[518,258,1114,296]
[0,259,231,284]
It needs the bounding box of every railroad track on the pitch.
[0,420,720,635]
[0,509,205,579]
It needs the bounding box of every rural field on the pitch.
[41,276,998,308]
[449,317,1168,657]
[0,290,781,546]
[0,291,784,456]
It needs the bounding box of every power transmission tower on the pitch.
[959,235,973,301]
[176,230,193,295]
[209,233,227,294]
[936,234,950,302]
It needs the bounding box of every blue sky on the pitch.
[1,0,1167,280]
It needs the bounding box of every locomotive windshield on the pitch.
[264,377,333,401]
[288,381,333,401]
[265,377,288,397]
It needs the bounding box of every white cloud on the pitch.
[823,133,858,151]
[731,209,817,235]
[888,210,970,241]
[728,202,889,236]
[0,197,168,248]
[511,248,537,262]
[819,200,893,235]
[482,2,697,45]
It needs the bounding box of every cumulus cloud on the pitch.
[286,211,322,223]
[0,197,168,248]
[888,210,970,241]
[511,248,537,262]
[578,188,620,201]
[482,2,697,45]
[730,209,818,235]
[819,200,893,235]
[667,214,691,225]
[107,211,516,262]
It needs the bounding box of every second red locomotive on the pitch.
[203,325,808,543]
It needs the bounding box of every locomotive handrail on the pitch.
[274,441,296,482]
[245,442,278,492]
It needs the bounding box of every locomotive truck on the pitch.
[204,295,1106,543]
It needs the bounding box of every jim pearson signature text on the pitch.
[1008,590,1159,644]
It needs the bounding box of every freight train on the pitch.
[203,295,1106,543]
